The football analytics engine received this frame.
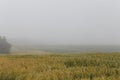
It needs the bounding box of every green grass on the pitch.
[0,53,120,80]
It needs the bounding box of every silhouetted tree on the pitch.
[0,36,11,53]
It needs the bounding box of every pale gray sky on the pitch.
[0,0,120,45]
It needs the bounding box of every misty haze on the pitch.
[1,0,120,52]
[0,0,120,80]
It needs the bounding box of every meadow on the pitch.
[0,52,120,80]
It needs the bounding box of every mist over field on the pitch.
[0,0,120,47]
[1,1,120,80]
[0,0,120,53]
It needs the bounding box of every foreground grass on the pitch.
[0,53,120,80]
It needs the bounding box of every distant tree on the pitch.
[0,36,11,53]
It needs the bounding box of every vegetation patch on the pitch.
[0,53,119,80]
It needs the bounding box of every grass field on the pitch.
[0,52,120,80]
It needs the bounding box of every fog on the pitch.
[0,0,120,45]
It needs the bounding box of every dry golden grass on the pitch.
[0,52,120,80]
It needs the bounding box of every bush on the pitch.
[0,36,11,53]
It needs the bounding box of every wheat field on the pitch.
[0,53,120,80]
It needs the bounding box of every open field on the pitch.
[0,52,120,80]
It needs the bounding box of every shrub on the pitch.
[0,36,11,53]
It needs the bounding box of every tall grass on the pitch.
[0,53,119,80]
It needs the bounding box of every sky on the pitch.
[0,0,120,45]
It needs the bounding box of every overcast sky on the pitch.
[0,0,120,45]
